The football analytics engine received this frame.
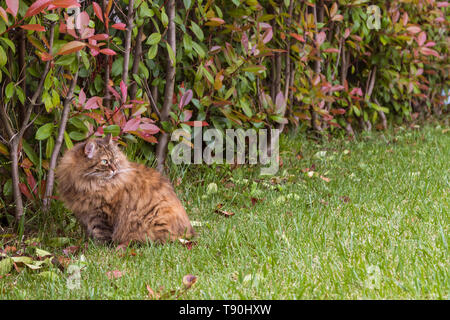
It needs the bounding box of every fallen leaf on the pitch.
[250,197,262,206]
[339,196,351,203]
[320,175,330,182]
[4,246,16,253]
[35,248,52,257]
[0,258,13,275]
[182,274,197,289]
[106,270,124,279]
[215,209,235,217]
[146,284,161,299]
[62,245,80,256]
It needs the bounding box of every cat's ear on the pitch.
[84,141,96,159]
[103,133,113,145]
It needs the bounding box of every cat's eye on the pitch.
[101,159,108,165]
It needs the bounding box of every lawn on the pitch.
[0,122,448,299]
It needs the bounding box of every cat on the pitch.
[56,134,195,244]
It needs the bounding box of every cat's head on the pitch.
[76,134,129,181]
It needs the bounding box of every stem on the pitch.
[42,63,80,211]
[122,0,135,84]
[155,0,176,173]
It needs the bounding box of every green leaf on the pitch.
[161,9,169,27]
[69,117,89,132]
[111,57,124,76]
[35,248,52,257]
[3,179,12,197]
[183,34,192,53]
[22,140,39,166]
[201,66,214,84]
[5,82,14,99]
[183,0,192,9]
[0,258,13,275]
[35,123,54,140]
[240,98,252,117]
[166,42,176,66]
[15,86,25,105]
[192,42,205,58]
[147,44,158,60]
[0,46,6,67]
[103,125,121,136]
[69,131,87,141]
[190,21,204,41]
[146,33,161,45]
[11,256,34,264]
[0,37,16,53]
[64,131,73,149]
[45,13,59,21]
[45,136,54,159]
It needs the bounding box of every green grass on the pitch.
[1,123,449,299]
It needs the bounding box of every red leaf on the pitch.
[6,0,18,18]
[99,48,116,55]
[241,32,248,54]
[262,27,273,44]
[184,121,209,127]
[51,0,80,8]
[139,123,160,135]
[20,24,46,32]
[420,47,440,57]
[89,33,109,41]
[84,97,102,109]
[178,89,193,110]
[57,41,86,55]
[323,48,339,53]
[123,118,140,133]
[39,51,53,61]
[92,2,104,23]
[135,132,158,143]
[107,85,121,101]
[343,28,351,39]
[183,110,193,122]
[416,31,426,46]
[289,32,305,42]
[316,31,326,46]
[79,88,86,105]
[120,80,127,102]
[25,0,52,18]
[19,183,33,200]
[111,23,126,30]
[330,108,346,115]
[406,26,421,34]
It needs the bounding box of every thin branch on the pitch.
[155,0,176,173]
[121,0,135,84]
[43,60,80,211]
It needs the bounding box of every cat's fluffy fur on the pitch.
[56,135,195,244]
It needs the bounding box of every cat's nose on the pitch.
[110,163,117,171]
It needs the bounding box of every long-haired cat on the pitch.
[56,134,195,244]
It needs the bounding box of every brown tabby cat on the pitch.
[56,134,195,244]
